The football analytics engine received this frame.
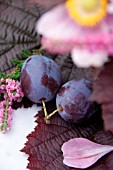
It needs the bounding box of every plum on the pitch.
[20,55,62,103]
[56,79,94,123]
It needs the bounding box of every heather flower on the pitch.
[0,84,5,90]
[7,115,13,127]
[36,0,113,67]
[0,78,5,83]
[0,111,4,118]
[0,101,5,108]
[0,78,24,133]
[8,106,13,114]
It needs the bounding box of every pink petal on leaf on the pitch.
[61,138,113,169]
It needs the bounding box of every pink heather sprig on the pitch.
[0,78,24,133]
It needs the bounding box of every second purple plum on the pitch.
[56,79,94,123]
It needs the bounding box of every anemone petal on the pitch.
[71,48,108,68]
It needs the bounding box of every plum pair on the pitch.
[20,55,94,123]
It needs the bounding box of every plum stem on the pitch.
[42,100,48,117]
[45,107,61,120]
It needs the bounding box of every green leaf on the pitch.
[0,72,7,79]
[32,49,38,53]
[13,91,17,96]
[11,59,24,65]
[20,50,32,59]
[19,97,23,101]
[9,59,24,80]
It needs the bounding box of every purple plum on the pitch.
[56,79,94,123]
[21,55,62,103]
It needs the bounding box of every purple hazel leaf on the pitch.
[61,138,113,169]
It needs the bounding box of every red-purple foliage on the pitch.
[91,58,113,133]
[21,100,113,170]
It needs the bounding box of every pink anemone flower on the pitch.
[35,0,113,68]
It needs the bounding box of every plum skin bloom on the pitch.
[36,0,113,68]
